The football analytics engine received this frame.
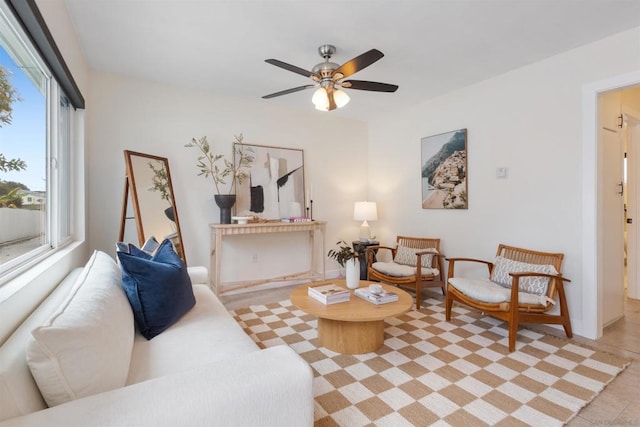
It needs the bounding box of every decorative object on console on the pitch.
[421,128,468,209]
[185,134,254,224]
[119,150,186,263]
[353,201,377,242]
[262,44,398,111]
[233,143,305,220]
[214,194,236,224]
[328,239,360,289]
[231,216,251,224]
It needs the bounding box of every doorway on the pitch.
[597,84,640,334]
[582,71,640,341]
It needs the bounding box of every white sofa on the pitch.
[0,251,314,426]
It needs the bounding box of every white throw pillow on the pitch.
[26,251,134,407]
[394,245,437,268]
[490,256,558,296]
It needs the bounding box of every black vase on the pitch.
[164,206,175,222]
[214,194,236,224]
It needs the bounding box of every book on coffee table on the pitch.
[354,287,399,305]
[308,283,350,305]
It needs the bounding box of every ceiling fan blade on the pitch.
[265,59,315,78]
[335,49,384,79]
[342,80,398,92]
[262,84,315,99]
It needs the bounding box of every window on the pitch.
[0,1,77,279]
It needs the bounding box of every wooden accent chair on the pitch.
[445,244,572,352]
[366,236,445,310]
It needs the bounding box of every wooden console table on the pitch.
[210,221,326,295]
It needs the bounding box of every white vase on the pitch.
[345,258,360,290]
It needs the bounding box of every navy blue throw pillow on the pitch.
[117,239,195,340]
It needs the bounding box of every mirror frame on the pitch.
[119,150,186,263]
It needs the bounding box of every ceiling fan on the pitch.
[262,44,399,111]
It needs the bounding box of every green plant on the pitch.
[185,133,254,195]
[0,65,26,173]
[327,240,359,268]
[0,187,23,208]
[147,160,172,207]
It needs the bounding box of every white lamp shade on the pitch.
[312,87,329,110]
[333,89,350,108]
[353,201,378,221]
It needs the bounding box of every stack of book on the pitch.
[354,287,399,305]
[281,217,313,223]
[307,283,350,305]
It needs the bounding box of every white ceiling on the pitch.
[62,0,640,121]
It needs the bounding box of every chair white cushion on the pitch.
[449,277,554,305]
[490,256,558,295]
[25,251,134,407]
[394,245,437,268]
[372,261,439,278]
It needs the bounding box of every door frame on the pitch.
[582,70,640,340]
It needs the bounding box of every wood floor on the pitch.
[220,285,640,426]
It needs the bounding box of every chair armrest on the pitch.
[509,272,570,283]
[414,251,443,277]
[508,272,571,306]
[365,245,395,266]
[446,257,493,279]
[0,346,313,427]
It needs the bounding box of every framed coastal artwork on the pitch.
[421,129,468,209]
[233,143,305,219]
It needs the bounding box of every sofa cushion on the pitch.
[117,239,195,340]
[126,284,259,385]
[394,245,437,268]
[490,256,558,295]
[25,251,134,407]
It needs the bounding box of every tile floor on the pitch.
[220,285,640,426]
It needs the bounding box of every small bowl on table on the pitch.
[232,216,251,225]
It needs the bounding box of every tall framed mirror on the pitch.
[119,150,186,263]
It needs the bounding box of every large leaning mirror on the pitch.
[119,150,186,264]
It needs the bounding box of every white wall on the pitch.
[87,72,369,281]
[367,27,640,338]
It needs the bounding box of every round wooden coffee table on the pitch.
[290,280,413,354]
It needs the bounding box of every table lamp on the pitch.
[354,201,378,242]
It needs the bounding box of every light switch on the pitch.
[496,167,508,179]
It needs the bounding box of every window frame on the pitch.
[0,0,82,283]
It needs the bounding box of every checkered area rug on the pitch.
[231,296,630,427]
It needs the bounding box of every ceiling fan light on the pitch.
[334,89,350,108]
[312,87,329,110]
